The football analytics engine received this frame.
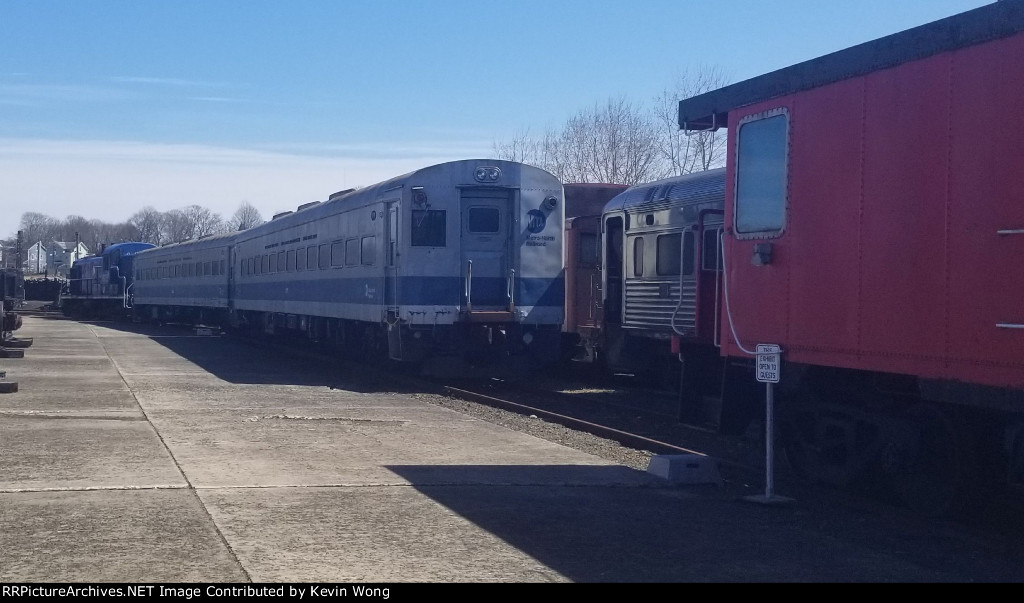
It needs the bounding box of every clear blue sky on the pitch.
[0,0,992,239]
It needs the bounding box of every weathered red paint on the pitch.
[721,32,1024,389]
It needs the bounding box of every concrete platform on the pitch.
[2,316,1024,582]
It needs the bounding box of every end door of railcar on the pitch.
[460,189,512,312]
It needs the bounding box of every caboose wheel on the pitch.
[779,390,880,488]
[780,405,861,487]
[890,403,977,518]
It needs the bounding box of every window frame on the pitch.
[733,107,790,240]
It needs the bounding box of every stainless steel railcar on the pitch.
[598,169,726,381]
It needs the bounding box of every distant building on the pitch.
[25,242,47,274]
[47,241,89,277]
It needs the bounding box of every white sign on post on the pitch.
[755,344,781,383]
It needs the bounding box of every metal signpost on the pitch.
[744,344,792,505]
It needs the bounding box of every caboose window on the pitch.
[735,109,789,236]
[633,237,644,277]
[468,207,499,233]
[656,233,682,276]
[412,210,446,247]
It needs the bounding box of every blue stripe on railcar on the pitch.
[224,275,564,307]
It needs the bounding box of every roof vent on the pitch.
[297,201,321,211]
[271,211,293,220]
[329,188,356,200]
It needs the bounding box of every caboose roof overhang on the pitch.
[678,0,1024,131]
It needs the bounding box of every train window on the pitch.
[262,254,270,274]
[277,251,285,272]
[656,233,681,276]
[361,236,375,265]
[345,239,359,266]
[735,109,789,236]
[331,242,345,267]
[318,244,329,269]
[269,253,278,273]
[296,248,305,271]
[411,210,446,247]
[579,233,599,268]
[195,262,202,276]
[286,250,295,272]
[220,260,225,275]
[161,267,168,279]
[204,261,212,276]
[174,265,180,278]
[702,229,722,272]
[633,237,644,277]
[468,207,499,233]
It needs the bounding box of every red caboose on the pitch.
[678,0,1024,515]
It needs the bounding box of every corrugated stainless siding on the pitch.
[623,278,697,333]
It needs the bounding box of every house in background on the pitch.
[47,241,89,277]
[24,242,47,275]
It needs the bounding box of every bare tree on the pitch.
[160,205,226,243]
[17,212,60,248]
[185,205,226,238]
[228,201,264,231]
[129,207,164,245]
[494,97,662,185]
[52,215,97,258]
[558,97,663,185]
[655,66,729,175]
[494,67,729,184]
[493,129,543,164]
[494,129,566,180]
[160,209,193,244]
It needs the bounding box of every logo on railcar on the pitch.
[526,209,547,234]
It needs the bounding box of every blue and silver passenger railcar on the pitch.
[132,233,235,324]
[230,159,565,371]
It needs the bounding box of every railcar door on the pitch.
[570,216,603,329]
[227,244,236,312]
[384,200,399,313]
[697,211,724,342]
[460,190,510,310]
